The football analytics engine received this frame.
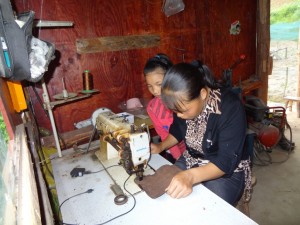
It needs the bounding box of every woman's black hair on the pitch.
[161,61,218,112]
[143,53,173,75]
[190,60,218,89]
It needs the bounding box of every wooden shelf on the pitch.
[238,79,262,95]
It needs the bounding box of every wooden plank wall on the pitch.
[14,0,257,133]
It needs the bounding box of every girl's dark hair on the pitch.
[161,61,217,112]
[143,53,173,75]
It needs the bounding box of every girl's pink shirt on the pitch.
[146,97,186,159]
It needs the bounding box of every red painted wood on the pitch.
[14,0,257,133]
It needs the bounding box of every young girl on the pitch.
[144,54,185,162]
[150,61,251,205]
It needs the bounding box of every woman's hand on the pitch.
[165,163,225,199]
[165,170,193,199]
[150,134,179,155]
[150,142,163,154]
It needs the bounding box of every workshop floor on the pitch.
[250,107,300,225]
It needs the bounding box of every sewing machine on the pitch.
[92,108,150,180]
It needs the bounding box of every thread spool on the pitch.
[82,70,94,91]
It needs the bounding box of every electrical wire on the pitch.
[59,189,95,225]
[85,164,121,174]
[58,173,136,225]
[252,138,272,166]
[38,144,54,178]
[95,174,136,225]
[26,86,55,178]
[36,155,58,165]
[253,117,294,166]
[268,118,294,164]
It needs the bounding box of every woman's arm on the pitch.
[150,134,179,154]
[165,162,225,198]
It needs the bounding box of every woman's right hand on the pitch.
[150,134,179,155]
[150,142,163,154]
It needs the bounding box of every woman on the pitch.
[150,61,251,205]
[144,54,185,162]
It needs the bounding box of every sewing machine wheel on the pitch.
[91,107,111,126]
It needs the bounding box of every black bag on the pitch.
[0,0,55,82]
[0,0,33,80]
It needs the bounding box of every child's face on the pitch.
[145,68,165,98]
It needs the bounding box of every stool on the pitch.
[284,96,300,118]
[236,176,257,216]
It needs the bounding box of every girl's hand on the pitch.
[150,142,163,154]
[165,170,193,198]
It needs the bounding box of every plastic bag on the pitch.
[163,0,185,17]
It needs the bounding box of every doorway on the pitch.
[268,0,300,106]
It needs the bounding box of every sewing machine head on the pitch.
[92,108,150,180]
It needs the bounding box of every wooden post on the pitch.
[256,0,270,103]
[297,27,300,117]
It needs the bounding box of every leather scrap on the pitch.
[135,165,182,199]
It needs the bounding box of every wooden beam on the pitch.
[240,79,262,95]
[256,0,270,103]
[76,34,160,54]
[25,122,54,225]
[297,27,300,117]
[41,125,94,149]
[15,124,42,225]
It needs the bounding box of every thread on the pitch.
[82,70,93,90]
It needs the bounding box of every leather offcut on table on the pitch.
[135,164,182,199]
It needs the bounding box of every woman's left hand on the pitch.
[165,171,193,199]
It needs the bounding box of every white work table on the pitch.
[52,147,259,225]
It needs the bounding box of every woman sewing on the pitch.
[150,61,251,205]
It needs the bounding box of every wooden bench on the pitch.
[284,96,300,117]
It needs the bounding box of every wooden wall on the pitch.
[14,0,257,133]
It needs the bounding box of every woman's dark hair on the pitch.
[161,61,218,112]
[143,53,173,75]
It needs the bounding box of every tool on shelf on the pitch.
[53,77,78,100]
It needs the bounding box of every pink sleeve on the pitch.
[168,141,186,159]
[147,98,186,159]
[147,101,169,140]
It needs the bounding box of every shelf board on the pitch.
[238,79,262,95]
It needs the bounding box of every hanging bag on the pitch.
[0,0,55,82]
[0,0,33,80]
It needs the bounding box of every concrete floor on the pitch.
[250,108,300,225]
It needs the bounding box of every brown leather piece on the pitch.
[135,165,182,199]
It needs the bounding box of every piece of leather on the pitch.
[135,164,182,199]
